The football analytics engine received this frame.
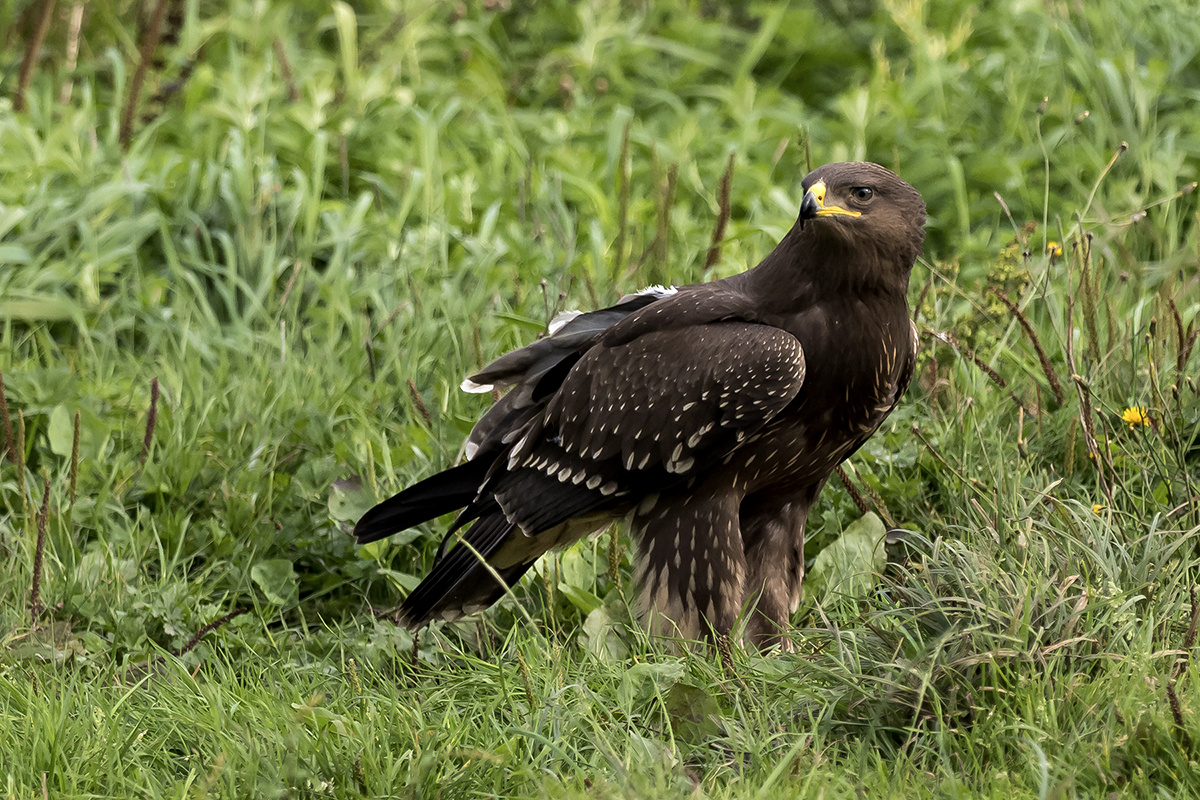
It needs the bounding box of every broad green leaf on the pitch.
[495,312,547,333]
[47,404,109,460]
[7,622,85,664]
[0,244,31,263]
[293,699,358,739]
[618,661,685,707]
[557,582,603,615]
[251,559,298,606]
[376,568,421,593]
[0,295,82,322]
[806,512,887,609]
[328,477,376,525]
[664,682,724,743]
[582,604,628,661]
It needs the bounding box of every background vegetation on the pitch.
[2,0,1198,796]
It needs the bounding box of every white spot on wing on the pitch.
[461,377,493,393]
[547,310,583,335]
[621,284,678,300]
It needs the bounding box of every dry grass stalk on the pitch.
[120,0,171,147]
[913,273,934,322]
[652,161,679,278]
[924,328,1027,412]
[1104,295,1118,354]
[839,464,895,526]
[1168,294,1194,376]
[0,372,13,462]
[911,423,975,491]
[1077,234,1102,360]
[927,358,940,419]
[1172,586,1199,680]
[858,477,896,527]
[279,260,304,308]
[407,378,432,426]
[364,338,377,383]
[30,471,50,626]
[704,152,736,269]
[1166,296,1185,376]
[1063,306,1115,507]
[613,119,632,283]
[17,411,28,512]
[68,410,80,506]
[148,57,198,111]
[58,3,84,104]
[1166,682,1194,752]
[989,287,1065,406]
[14,0,57,113]
[515,649,536,709]
[273,37,300,101]
[141,377,160,463]
[1064,417,1078,479]
[835,465,870,516]
[173,608,249,657]
[607,524,623,584]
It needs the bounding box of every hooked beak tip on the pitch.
[800,190,821,222]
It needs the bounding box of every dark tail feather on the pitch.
[354,458,494,544]
[395,514,534,629]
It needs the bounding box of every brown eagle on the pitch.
[356,161,925,648]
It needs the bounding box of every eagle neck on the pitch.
[735,226,909,314]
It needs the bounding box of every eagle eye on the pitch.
[850,187,874,203]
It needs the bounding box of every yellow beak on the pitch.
[800,179,861,222]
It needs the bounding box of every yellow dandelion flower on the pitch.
[1092,504,1105,514]
[1121,406,1150,428]
[1047,241,1063,258]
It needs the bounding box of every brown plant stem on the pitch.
[120,0,171,147]
[14,0,56,113]
[613,119,632,284]
[30,472,50,626]
[704,152,736,269]
[58,3,85,104]
[989,287,1065,406]
[925,329,1026,412]
[141,377,159,463]
[0,372,13,462]
[407,378,432,426]
[274,37,299,101]
[173,608,249,657]
[68,410,80,507]
[835,465,869,516]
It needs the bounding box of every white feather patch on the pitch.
[547,310,583,335]
[620,284,678,301]
[460,377,494,393]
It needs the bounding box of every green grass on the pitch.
[2,0,1199,796]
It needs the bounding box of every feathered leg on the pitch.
[741,482,822,649]
[631,491,746,641]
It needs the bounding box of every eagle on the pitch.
[355,161,926,648]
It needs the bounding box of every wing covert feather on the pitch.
[488,322,806,533]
